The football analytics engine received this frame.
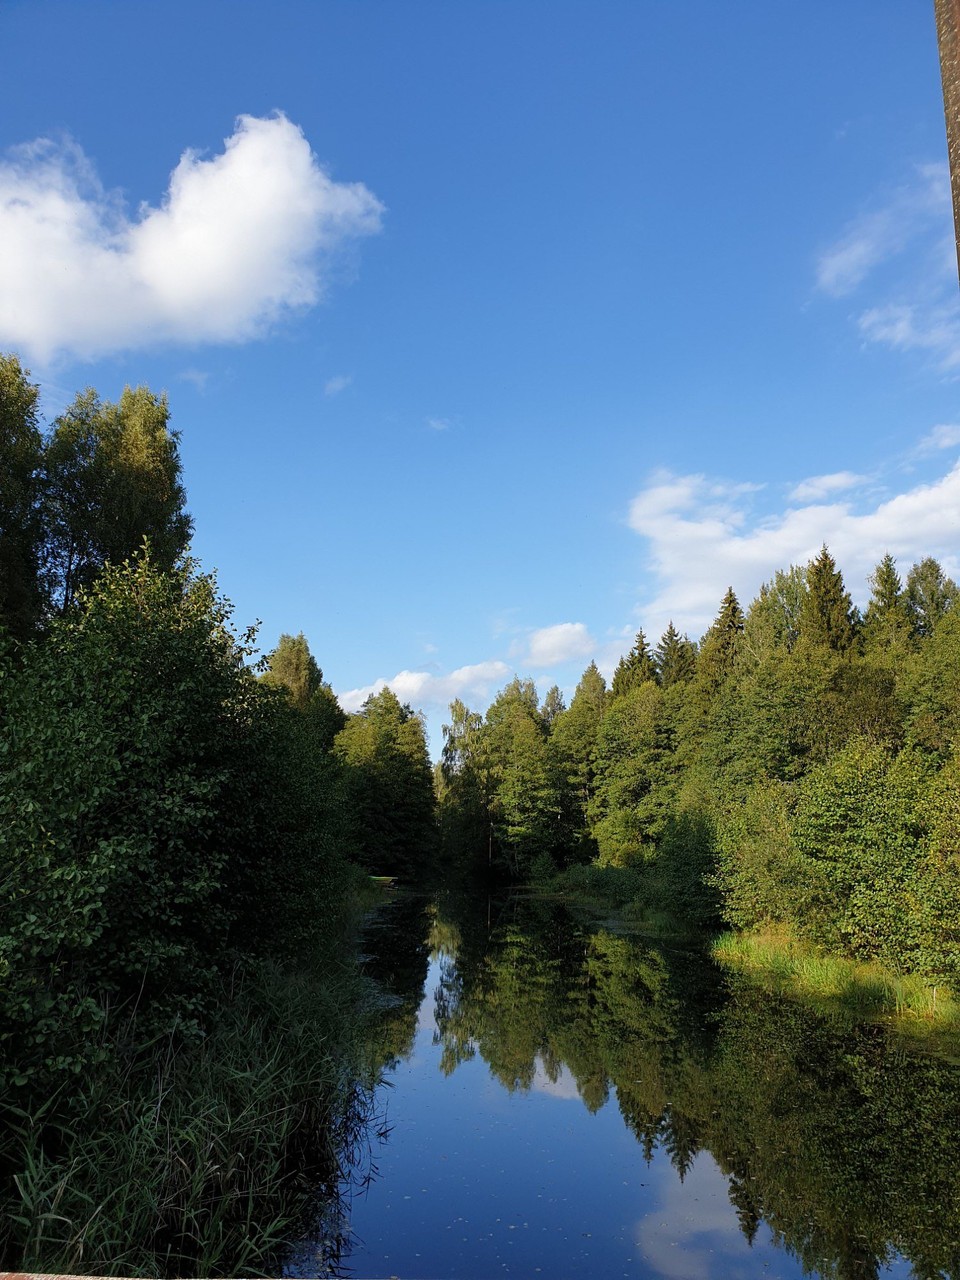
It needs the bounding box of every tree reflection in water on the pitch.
[324,887,960,1280]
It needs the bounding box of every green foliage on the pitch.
[611,629,657,697]
[549,661,607,857]
[334,687,436,877]
[904,556,958,638]
[800,545,859,652]
[42,385,192,613]
[590,683,668,866]
[0,556,350,1086]
[0,355,44,641]
[653,621,696,686]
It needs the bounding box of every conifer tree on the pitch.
[611,629,657,698]
[551,662,607,836]
[654,622,696,687]
[862,554,911,652]
[696,588,744,691]
[800,547,858,653]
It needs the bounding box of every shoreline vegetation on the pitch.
[4,352,960,1272]
[712,926,960,1032]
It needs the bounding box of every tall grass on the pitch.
[0,960,384,1277]
[713,927,960,1029]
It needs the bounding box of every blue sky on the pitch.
[2,1,959,752]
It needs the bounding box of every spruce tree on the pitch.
[611,629,657,698]
[654,622,696,687]
[800,546,858,653]
[863,554,910,653]
[696,587,744,690]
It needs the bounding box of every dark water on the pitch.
[288,886,960,1280]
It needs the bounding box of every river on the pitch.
[286,884,960,1280]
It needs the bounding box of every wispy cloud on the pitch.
[858,302,960,369]
[177,368,209,393]
[788,470,867,503]
[628,461,960,638]
[816,162,960,370]
[0,113,384,362]
[917,422,960,455]
[426,416,451,431]
[516,622,596,667]
[324,373,352,397]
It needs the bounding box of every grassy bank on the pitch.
[713,928,960,1031]
[0,958,383,1278]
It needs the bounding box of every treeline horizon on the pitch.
[438,543,960,986]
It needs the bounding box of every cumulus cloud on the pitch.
[628,462,960,639]
[816,163,960,369]
[519,622,596,667]
[337,659,511,715]
[0,114,384,361]
[788,471,867,502]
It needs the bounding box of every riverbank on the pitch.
[0,946,382,1277]
[713,926,960,1033]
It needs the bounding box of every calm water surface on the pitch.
[288,887,960,1280]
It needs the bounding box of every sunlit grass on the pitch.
[713,927,960,1030]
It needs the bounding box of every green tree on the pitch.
[904,556,958,638]
[334,687,435,877]
[42,386,192,611]
[862,554,912,660]
[800,546,858,653]
[0,557,345,1085]
[540,684,566,728]
[549,662,607,856]
[611,629,657,697]
[260,631,345,749]
[741,566,807,663]
[482,678,558,876]
[0,354,44,640]
[654,622,696,687]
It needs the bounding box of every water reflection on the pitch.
[296,887,960,1279]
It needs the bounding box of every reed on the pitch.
[0,960,383,1277]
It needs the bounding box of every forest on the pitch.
[2,348,960,1273]
[436,518,960,993]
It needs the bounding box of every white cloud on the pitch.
[324,373,352,397]
[337,659,511,714]
[628,461,960,639]
[788,470,867,502]
[816,163,960,370]
[519,622,596,667]
[815,163,949,297]
[858,302,960,369]
[634,1153,771,1280]
[918,423,960,454]
[0,114,384,361]
[426,416,451,431]
[177,367,209,393]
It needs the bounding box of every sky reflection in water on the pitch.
[291,893,933,1280]
[342,953,908,1280]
